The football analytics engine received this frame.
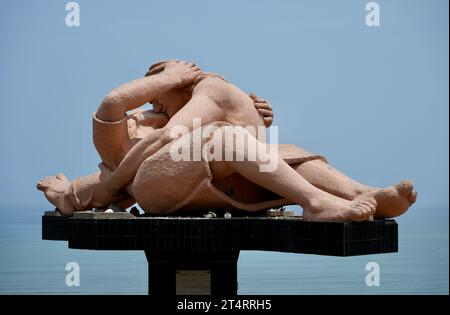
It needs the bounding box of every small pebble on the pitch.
[203,211,217,218]
[224,212,232,219]
[105,209,113,213]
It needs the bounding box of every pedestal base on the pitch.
[145,251,239,295]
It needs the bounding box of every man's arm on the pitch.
[101,94,224,194]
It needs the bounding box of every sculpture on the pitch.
[37,60,417,221]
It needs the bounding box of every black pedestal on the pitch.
[42,211,398,295]
[145,251,239,295]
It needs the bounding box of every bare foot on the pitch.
[355,180,417,218]
[303,194,377,222]
[37,173,75,216]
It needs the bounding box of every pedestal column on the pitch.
[145,251,240,295]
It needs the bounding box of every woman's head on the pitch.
[150,88,191,117]
[144,60,227,118]
[145,60,201,117]
[146,60,225,87]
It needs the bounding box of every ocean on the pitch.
[0,206,448,295]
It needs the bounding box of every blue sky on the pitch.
[0,0,448,217]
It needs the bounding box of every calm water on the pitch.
[0,206,448,295]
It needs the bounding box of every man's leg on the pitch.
[292,160,371,200]
[208,126,377,222]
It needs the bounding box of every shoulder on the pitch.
[193,75,230,92]
[192,75,242,105]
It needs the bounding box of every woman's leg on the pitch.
[37,172,134,216]
[208,127,376,222]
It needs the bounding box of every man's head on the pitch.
[145,60,201,118]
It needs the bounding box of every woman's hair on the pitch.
[145,61,166,77]
[144,61,227,94]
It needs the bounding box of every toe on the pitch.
[56,173,68,181]
[359,202,372,212]
[361,203,375,216]
[351,206,367,221]
[397,180,414,196]
[368,205,376,215]
[42,176,55,183]
[37,178,50,187]
[36,180,47,190]
[356,206,366,216]
[360,198,377,210]
[37,176,57,190]
[361,202,376,218]
[368,197,377,207]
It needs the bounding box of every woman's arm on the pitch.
[96,61,202,122]
[101,94,224,195]
[94,61,202,171]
